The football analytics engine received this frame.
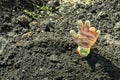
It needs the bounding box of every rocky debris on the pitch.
[47,0,60,12]
[29,21,37,28]
[1,22,12,31]
[60,0,96,5]
[0,36,8,55]
[21,32,33,39]
[114,21,120,29]
[3,14,11,22]
[16,15,31,27]
[49,54,59,62]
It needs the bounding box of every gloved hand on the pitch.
[70,20,100,57]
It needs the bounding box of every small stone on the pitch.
[3,22,11,26]
[4,14,10,21]
[22,69,25,72]
[21,32,33,39]
[17,15,31,23]
[114,21,120,29]
[40,68,43,71]
[29,21,37,28]
[44,78,48,80]
[17,15,31,26]
[49,54,59,62]
[1,22,12,31]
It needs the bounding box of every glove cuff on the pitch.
[76,46,90,57]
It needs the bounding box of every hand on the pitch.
[70,20,100,57]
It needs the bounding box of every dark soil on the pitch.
[0,0,120,80]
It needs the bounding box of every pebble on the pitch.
[49,54,59,62]
[114,21,120,29]
[17,15,31,25]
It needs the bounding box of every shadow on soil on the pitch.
[85,51,120,80]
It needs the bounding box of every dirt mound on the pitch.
[0,0,120,80]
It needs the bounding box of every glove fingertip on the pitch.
[70,30,77,37]
[85,20,90,29]
[96,30,101,37]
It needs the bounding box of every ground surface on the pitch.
[0,0,120,80]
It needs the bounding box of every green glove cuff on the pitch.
[77,46,90,57]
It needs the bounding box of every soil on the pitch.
[0,0,120,80]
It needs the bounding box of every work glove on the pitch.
[70,20,100,57]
